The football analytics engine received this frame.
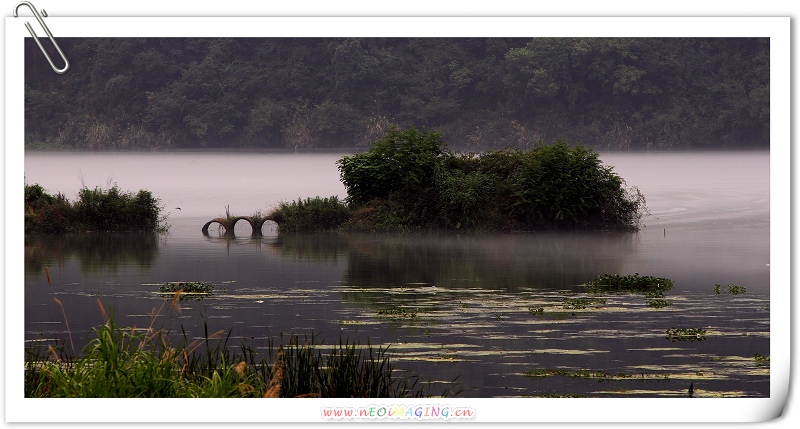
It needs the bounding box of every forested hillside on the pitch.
[25,37,769,150]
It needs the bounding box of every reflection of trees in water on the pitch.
[25,233,160,275]
[335,232,640,313]
[267,233,350,263]
[267,232,639,311]
[341,232,639,292]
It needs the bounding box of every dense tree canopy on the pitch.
[25,37,769,150]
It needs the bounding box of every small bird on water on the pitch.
[688,383,694,397]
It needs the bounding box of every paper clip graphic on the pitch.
[13,1,69,74]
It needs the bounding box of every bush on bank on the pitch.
[268,196,352,233]
[24,183,167,234]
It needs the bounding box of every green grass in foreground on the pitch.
[25,302,458,398]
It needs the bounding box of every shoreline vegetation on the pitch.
[24,183,167,234]
[269,127,647,233]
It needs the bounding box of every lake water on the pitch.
[23,150,770,398]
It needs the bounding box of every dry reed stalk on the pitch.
[178,328,226,374]
[168,290,183,312]
[183,329,225,356]
[233,361,247,379]
[96,298,108,323]
[47,345,62,362]
[161,346,178,363]
[52,298,74,354]
[130,290,183,353]
[263,351,284,398]
[238,383,255,396]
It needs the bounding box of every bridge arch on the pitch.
[202,216,278,237]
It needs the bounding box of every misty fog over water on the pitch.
[23,150,769,397]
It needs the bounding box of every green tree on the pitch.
[337,126,447,207]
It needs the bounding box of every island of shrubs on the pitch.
[24,183,166,234]
[270,127,646,232]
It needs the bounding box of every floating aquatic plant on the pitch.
[528,307,544,316]
[433,353,460,362]
[644,290,666,298]
[584,273,674,295]
[531,392,587,398]
[754,354,769,364]
[522,368,670,382]
[665,327,706,342]
[646,299,672,309]
[562,297,607,310]
[376,308,417,318]
[159,281,214,300]
[523,368,609,380]
[715,284,747,295]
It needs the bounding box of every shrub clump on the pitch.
[268,196,352,233]
[25,183,167,234]
[335,126,646,232]
[25,184,74,234]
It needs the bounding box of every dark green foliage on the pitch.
[344,198,415,232]
[337,127,447,207]
[26,38,768,150]
[512,142,645,229]
[73,186,162,232]
[24,183,166,234]
[337,127,646,231]
[584,273,674,295]
[24,184,74,234]
[269,196,352,232]
[436,169,502,229]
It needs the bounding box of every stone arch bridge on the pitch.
[202,215,279,237]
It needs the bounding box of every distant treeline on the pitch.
[25,37,769,150]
